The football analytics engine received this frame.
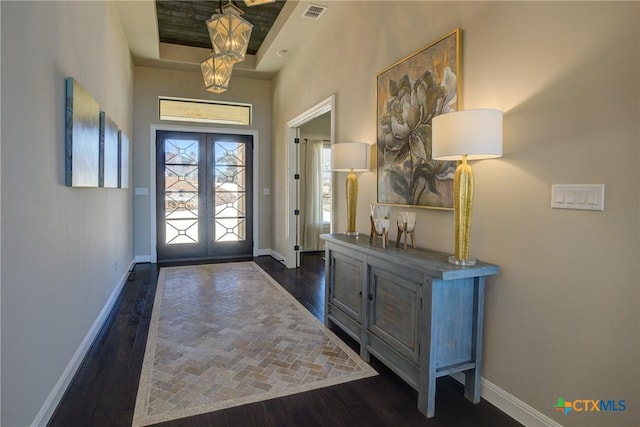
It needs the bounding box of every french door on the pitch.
[156,130,253,262]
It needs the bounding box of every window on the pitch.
[322,144,332,224]
[159,97,251,126]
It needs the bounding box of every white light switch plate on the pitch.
[551,184,604,211]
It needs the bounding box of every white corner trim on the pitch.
[135,255,152,263]
[31,258,137,427]
[450,373,563,427]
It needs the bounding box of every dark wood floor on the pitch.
[49,253,522,427]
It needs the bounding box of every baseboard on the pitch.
[254,248,286,263]
[137,252,281,263]
[450,373,562,427]
[268,249,287,264]
[31,258,136,427]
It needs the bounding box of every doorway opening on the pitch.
[299,114,332,253]
[286,95,335,268]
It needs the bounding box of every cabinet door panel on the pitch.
[367,266,421,364]
[329,251,363,322]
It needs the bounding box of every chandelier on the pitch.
[201,1,254,93]
[201,55,234,93]
[207,2,253,64]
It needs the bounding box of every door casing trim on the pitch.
[149,124,259,263]
[285,95,335,269]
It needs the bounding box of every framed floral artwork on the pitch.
[376,29,461,209]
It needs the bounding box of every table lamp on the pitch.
[333,142,370,235]
[432,109,503,265]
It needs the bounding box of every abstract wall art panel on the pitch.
[118,130,130,189]
[65,77,100,187]
[100,112,119,188]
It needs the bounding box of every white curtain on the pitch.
[302,139,324,251]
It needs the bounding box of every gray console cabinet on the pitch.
[322,234,499,418]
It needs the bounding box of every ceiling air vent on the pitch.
[302,4,327,20]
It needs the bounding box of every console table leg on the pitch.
[418,279,436,417]
[464,277,485,404]
[417,374,436,417]
[464,369,481,403]
[360,347,370,362]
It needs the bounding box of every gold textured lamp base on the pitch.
[345,170,358,235]
[450,156,475,266]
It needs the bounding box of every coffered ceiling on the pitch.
[155,1,287,55]
[115,0,336,78]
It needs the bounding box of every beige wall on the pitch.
[133,67,273,258]
[1,1,134,425]
[299,112,331,139]
[272,1,639,425]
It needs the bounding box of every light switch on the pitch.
[551,184,604,211]
[565,191,575,204]
[135,187,149,196]
[554,191,564,203]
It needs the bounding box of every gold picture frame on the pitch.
[376,29,462,209]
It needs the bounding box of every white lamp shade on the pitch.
[333,142,370,171]
[432,109,503,161]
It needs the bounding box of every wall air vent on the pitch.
[302,4,327,20]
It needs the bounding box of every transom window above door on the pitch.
[159,97,252,126]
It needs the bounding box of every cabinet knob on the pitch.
[368,294,373,301]
[358,291,362,297]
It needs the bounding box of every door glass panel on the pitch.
[214,192,245,217]
[164,139,199,244]
[213,141,246,242]
[214,218,246,242]
[166,219,199,244]
[214,166,246,191]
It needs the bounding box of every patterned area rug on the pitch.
[132,262,376,426]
